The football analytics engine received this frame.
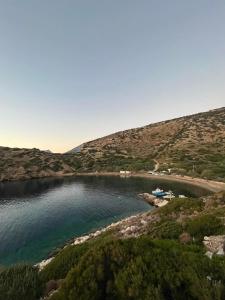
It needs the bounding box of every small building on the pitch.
[120,170,131,175]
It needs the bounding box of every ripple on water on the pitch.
[0,175,209,265]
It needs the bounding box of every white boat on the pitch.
[163,194,175,200]
[163,190,175,200]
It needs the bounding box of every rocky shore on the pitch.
[139,193,168,207]
[35,210,158,270]
[36,190,225,271]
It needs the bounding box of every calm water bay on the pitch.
[0,176,209,266]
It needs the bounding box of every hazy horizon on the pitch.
[1,1,225,152]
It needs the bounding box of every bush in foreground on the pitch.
[50,238,225,300]
[0,264,42,300]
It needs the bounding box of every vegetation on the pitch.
[147,220,183,239]
[48,238,225,300]
[39,243,90,282]
[167,153,225,181]
[186,215,225,241]
[1,193,225,299]
[158,197,204,217]
[1,108,225,181]
[0,264,42,300]
[73,107,225,181]
[76,152,155,172]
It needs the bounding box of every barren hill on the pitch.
[72,107,225,180]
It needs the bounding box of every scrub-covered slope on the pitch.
[72,107,225,179]
[0,147,81,181]
[0,107,224,181]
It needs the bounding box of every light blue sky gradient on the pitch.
[0,1,224,152]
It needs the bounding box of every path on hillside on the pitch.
[153,159,160,172]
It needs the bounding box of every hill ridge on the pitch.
[69,107,224,152]
[0,107,224,181]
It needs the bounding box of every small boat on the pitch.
[163,191,175,200]
[152,188,167,197]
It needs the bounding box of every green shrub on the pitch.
[186,214,225,240]
[0,264,42,300]
[158,198,203,217]
[50,238,225,300]
[148,220,183,240]
[40,233,114,284]
[40,243,90,283]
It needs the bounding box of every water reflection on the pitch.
[0,178,65,201]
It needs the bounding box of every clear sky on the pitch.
[0,0,224,153]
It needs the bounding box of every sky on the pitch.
[0,1,224,153]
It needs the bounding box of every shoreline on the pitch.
[1,171,225,193]
[4,171,225,269]
[35,172,225,269]
[35,212,148,270]
[75,172,225,193]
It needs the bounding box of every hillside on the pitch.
[0,107,224,182]
[71,107,225,180]
[0,147,81,181]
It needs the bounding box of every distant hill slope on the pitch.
[0,107,224,181]
[0,147,81,181]
[68,144,84,154]
[71,107,225,180]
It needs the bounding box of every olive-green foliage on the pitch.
[148,220,183,239]
[80,153,155,172]
[171,153,225,181]
[156,198,225,242]
[50,162,63,172]
[158,198,203,218]
[40,232,114,284]
[50,238,225,300]
[40,243,90,283]
[0,264,42,300]
[186,214,225,241]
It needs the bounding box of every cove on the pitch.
[0,175,209,266]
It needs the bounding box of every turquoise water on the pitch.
[0,176,209,266]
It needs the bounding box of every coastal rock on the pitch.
[205,251,213,259]
[139,193,168,207]
[120,225,139,235]
[203,235,225,255]
[35,257,54,270]
[73,235,90,245]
